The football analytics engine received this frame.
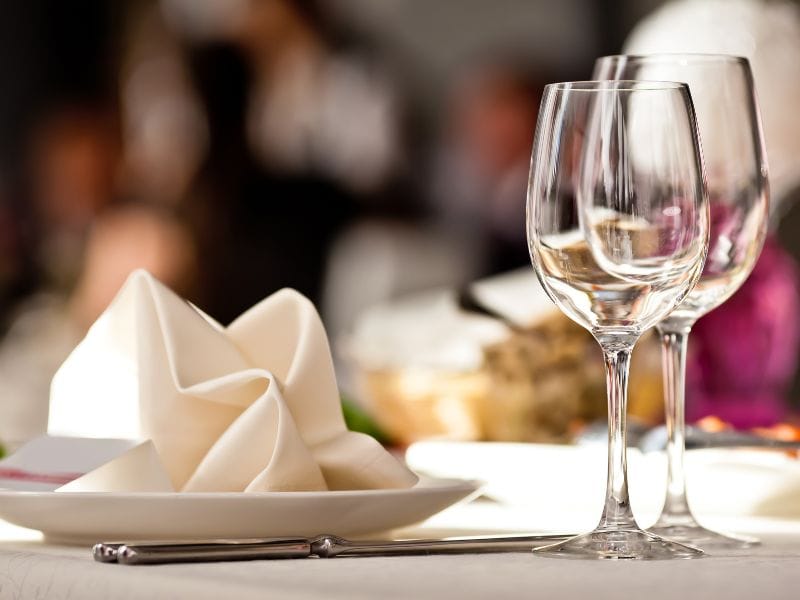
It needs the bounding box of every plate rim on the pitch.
[0,476,482,500]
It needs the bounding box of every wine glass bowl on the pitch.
[594,54,768,549]
[531,82,708,337]
[595,55,768,322]
[527,81,708,560]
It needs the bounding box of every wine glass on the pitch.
[527,80,709,560]
[594,54,769,549]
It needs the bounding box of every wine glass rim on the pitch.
[597,52,749,65]
[545,80,689,92]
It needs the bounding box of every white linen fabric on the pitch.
[2,508,800,600]
[47,270,417,493]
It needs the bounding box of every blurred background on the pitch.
[2,0,800,449]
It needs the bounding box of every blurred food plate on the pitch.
[406,441,800,527]
[346,270,663,446]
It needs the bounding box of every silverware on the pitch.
[455,287,525,332]
[638,425,800,452]
[576,421,800,453]
[308,533,570,557]
[94,533,573,565]
[95,538,311,565]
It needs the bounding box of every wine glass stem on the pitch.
[598,342,638,530]
[656,323,696,524]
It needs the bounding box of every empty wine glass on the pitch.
[594,54,769,549]
[527,81,709,560]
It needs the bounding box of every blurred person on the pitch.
[117,1,410,326]
[430,65,543,277]
[182,41,359,324]
[0,204,198,449]
[0,99,123,339]
[624,0,800,425]
[27,104,121,291]
[0,182,36,335]
[118,4,209,208]
[0,102,121,338]
[329,61,546,351]
[160,0,402,196]
[0,0,123,331]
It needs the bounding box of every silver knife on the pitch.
[94,533,573,565]
[95,538,311,565]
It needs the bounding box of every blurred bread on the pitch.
[347,270,663,444]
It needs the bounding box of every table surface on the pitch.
[2,501,800,600]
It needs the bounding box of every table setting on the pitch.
[3,48,800,599]
[0,270,482,544]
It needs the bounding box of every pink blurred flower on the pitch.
[687,236,800,427]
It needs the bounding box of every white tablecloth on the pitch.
[2,502,800,600]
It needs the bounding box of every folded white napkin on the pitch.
[47,270,418,493]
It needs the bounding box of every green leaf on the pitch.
[341,396,391,445]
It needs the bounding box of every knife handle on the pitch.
[113,539,311,565]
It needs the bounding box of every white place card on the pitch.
[0,436,139,492]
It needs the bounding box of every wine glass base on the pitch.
[532,528,703,560]
[647,522,759,549]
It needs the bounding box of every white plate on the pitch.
[406,442,800,527]
[0,478,480,544]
